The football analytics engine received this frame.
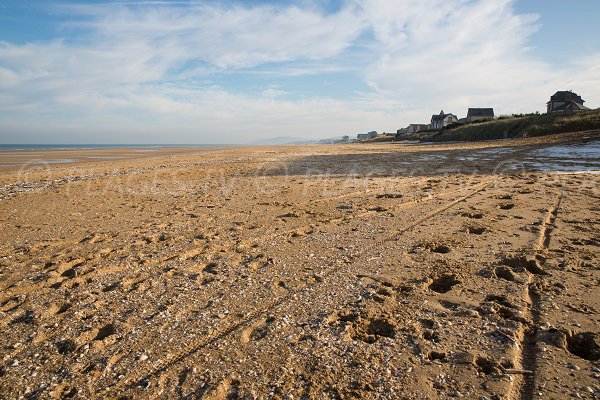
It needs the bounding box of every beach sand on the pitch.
[0,132,599,399]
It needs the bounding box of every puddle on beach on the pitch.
[455,147,517,161]
[522,162,600,173]
[523,141,600,173]
[531,142,600,160]
[452,141,599,173]
[416,154,447,162]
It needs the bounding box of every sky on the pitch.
[0,0,599,144]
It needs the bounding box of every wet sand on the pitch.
[0,146,216,172]
[0,132,599,399]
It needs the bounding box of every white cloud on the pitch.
[356,0,599,116]
[361,1,543,108]
[0,0,599,143]
[62,2,364,69]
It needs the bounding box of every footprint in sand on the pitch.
[499,255,547,275]
[493,266,518,282]
[46,302,72,316]
[57,260,85,279]
[102,282,120,292]
[465,225,486,235]
[272,280,288,295]
[461,211,484,219]
[55,338,76,354]
[93,323,117,341]
[204,378,241,400]
[497,203,515,210]
[425,243,452,254]
[240,316,276,344]
[428,274,461,293]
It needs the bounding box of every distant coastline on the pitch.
[0,144,238,152]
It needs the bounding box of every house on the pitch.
[396,127,408,134]
[547,91,590,113]
[466,108,494,122]
[430,110,459,130]
[406,124,429,133]
[356,131,377,140]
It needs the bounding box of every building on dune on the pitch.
[547,91,590,113]
[466,108,494,122]
[406,124,429,133]
[357,131,377,140]
[430,110,459,130]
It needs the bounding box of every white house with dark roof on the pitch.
[430,110,458,130]
[547,91,590,113]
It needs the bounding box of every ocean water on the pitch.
[0,144,232,152]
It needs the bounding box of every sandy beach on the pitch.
[1,132,599,399]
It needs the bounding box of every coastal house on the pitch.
[430,110,458,130]
[357,131,377,140]
[547,91,590,113]
[466,108,494,122]
[407,124,429,133]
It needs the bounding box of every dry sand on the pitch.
[0,132,599,399]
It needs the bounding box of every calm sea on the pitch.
[0,144,233,152]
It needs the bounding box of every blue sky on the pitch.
[1,0,599,144]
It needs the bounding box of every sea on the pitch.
[0,144,231,152]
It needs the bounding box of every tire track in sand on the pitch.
[0,177,482,376]
[82,179,487,384]
[94,178,492,398]
[509,189,563,400]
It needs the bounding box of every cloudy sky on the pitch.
[1,0,599,144]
